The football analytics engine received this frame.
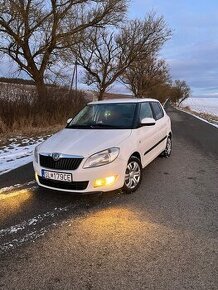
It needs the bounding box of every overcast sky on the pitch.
[0,0,218,97]
[128,0,218,97]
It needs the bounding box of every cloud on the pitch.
[166,43,218,96]
[129,0,218,97]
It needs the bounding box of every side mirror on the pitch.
[140,117,156,126]
[67,118,72,124]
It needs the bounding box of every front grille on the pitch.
[40,155,83,170]
[38,176,89,191]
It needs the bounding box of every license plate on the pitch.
[42,170,72,182]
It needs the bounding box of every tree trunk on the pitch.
[34,75,48,102]
[98,87,106,101]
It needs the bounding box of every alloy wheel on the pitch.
[125,161,141,190]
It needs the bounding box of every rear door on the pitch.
[149,101,168,155]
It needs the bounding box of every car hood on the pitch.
[38,128,132,157]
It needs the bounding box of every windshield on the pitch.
[67,103,137,129]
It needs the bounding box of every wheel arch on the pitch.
[130,151,141,162]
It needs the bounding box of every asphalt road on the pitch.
[0,106,217,290]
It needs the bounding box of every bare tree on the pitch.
[0,0,126,100]
[69,14,171,100]
[170,80,191,104]
[146,82,172,104]
[121,54,170,97]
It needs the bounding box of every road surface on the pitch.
[0,106,217,290]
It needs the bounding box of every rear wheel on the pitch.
[122,156,142,194]
[161,136,172,157]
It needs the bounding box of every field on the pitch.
[179,97,218,127]
[180,97,218,117]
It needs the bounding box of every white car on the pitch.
[33,98,172,194]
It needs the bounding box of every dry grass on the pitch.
[0,86,87,136]
[0,125,63,147]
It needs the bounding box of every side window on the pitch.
[139,102,153,121]
[150,102,164,120]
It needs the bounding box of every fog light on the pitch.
[105,176,116,185]
[93,176,117,188]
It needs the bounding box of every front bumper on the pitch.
[33,157,127,193]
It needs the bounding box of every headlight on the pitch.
[34,146,39,163]
[83,147,120,168]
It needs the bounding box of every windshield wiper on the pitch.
[67,123,121,129]
[90,123,119,128]
[67,124,93,129]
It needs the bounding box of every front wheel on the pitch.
[122,156,142,194]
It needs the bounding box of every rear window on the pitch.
[150,102,164,120]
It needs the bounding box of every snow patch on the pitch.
[0,204,77,254]
[0,205,71,237]
[180,97,218,117]
[0,135,50,175]
[0,180,35,194]
[0,228,48,253]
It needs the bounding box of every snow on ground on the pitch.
[0,136,50,176]
[180,97,218,117]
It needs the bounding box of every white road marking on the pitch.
[175,106,218,128]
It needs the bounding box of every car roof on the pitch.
[89,98,159,105]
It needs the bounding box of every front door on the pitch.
[136,102,159,167]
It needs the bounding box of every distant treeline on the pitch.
[0,77,59,88]
[0,77,35,85]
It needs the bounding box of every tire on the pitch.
[161,136,172,157]
[122,156,142,194]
